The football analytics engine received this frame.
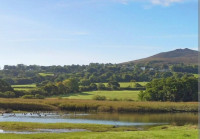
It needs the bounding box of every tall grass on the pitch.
[0,98,57,111]
[0,98,197,113]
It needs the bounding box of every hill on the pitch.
[122,48,198,65]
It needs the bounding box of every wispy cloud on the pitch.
[143,34,198,39]
[149,0,183,6]
[112,0,196,6]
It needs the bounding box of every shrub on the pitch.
[4,91,16,98]
[93,95,106,101]
[22,95,35,99]
[138,91,147,101]
[124,98,134,101]
[97,83,106,90]
[35,94,45,99]
[0,92,5,98]
[109,98,120,101]
[133,83,143,88]
[57,96,62,100]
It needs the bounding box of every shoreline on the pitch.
[0,122,197,139]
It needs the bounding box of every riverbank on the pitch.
[0,98,197,113]
[0,122,197,139]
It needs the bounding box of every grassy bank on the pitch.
[62,90,140,101]
[0,98,197,113]
[0,122,197,139]
[0,122,137,132]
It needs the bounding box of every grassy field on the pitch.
[0,122,197,139]
[63,90,140,101]
[0,98,197,113]
[38,73,54,77]
[12,84,37,88]
[193,74,199,78]
[12,84,37,91]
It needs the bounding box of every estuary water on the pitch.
[0,112,197,126]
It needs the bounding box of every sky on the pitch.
[0,0,198,67]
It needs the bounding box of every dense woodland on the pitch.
[1,63,197,85]
[139,76,198,102]
[0,63,198,101]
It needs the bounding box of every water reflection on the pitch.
[0,112,197,126]
[75,112,198,125]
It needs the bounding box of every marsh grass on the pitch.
[0,98,197,113]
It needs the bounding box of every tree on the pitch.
[80,79,91,86]
[107,81,120,90]
[63,78,79,93]
[139,76,198,102]
[0,79,13,92]
[97,83,106,90]
[43,83,58,96]
[4,91,15,98]
[89,83,97,90]
[56,82,67,94]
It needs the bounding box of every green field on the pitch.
[63,90,140,101]
[193,74,199,78]
[38,73,54,77]
[12,84,37,88]
[0,122,197,139]
[12,84,37,91]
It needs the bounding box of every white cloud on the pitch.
[149,0,183,6]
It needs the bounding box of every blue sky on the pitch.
[0,0,198,67]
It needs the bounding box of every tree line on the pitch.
[0,63,197,85]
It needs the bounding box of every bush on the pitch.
[57,96,62,100]
[138,91,146,101]
[133,83,143,88]
[93,95,106,101]
[0,92,5,98]
[97,83,106,90]
[123,98,134,101]
[4,91,15,98]
[107,81,120,90]
[0,91,16,98]
[109,98,120,101]
[22,95,35,99]
[35,94,45,99]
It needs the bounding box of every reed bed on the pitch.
[0,98,197,113]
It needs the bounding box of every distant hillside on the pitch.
[122,48,198,65]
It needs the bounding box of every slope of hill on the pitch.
[122,48,198,65]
